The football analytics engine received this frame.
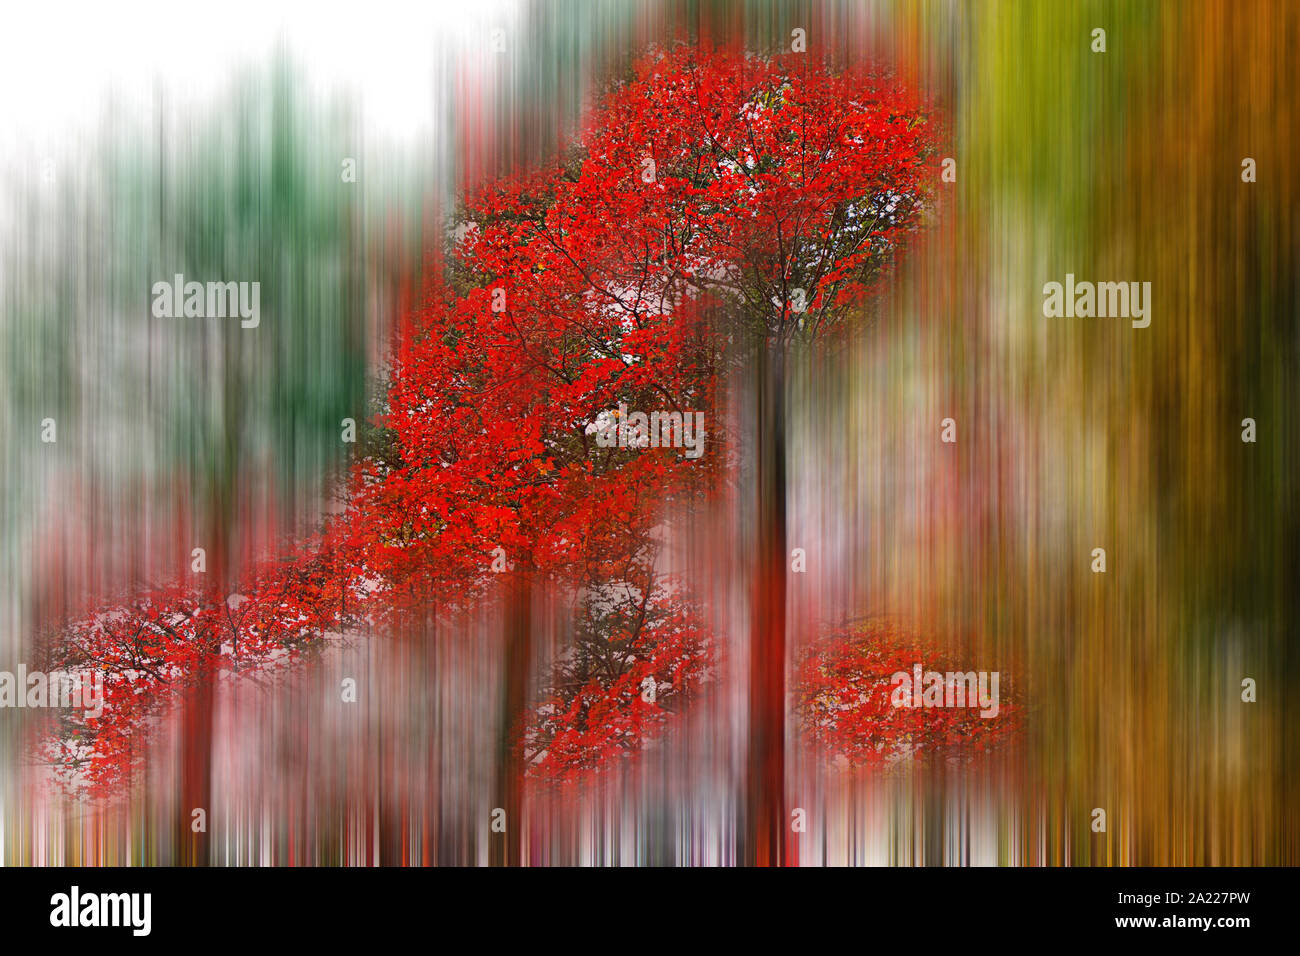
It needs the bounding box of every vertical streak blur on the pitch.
[1,0,1294,865]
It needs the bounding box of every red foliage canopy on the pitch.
[40,44,970,796]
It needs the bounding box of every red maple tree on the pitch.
[40,42,964,867]
[504,43,938,863]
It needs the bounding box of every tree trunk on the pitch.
[490,575,532,866]
[176,514,222,867]
[746,340,788,866]
[175,349,240,864]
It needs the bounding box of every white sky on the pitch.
[0,0,522,146]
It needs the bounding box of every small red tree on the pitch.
[522,566,715,785]
[43,527,360,798]
[795,620,1022,769]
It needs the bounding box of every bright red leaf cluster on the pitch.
[795,619,1023,769]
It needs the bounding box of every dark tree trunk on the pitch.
[490,576,532,866]
[176,644,215,865]
[176,515,222,867]
[746,339,788,866]
[174,313,245,865]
